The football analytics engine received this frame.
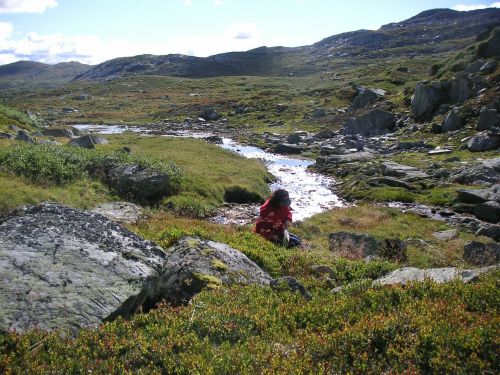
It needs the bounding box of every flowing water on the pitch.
[74,124,344,221]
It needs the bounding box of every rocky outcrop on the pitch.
[463,241,499,266]
[467,131,500,152]
[455,184,500,223]
[381,161,429,181]
[351,86,385,109]
[442,108,464,132]
[131,237,273,309]
[342,109,396,136]
[106,164,177,203]
[411,82,443,120]
[452,157,500,185]
[41,127,75,138]
[273,143,303,154]
[329,232,407,261]
[15,129,35,143]
[0,203,168,335]
[91,202,146,224]
[374,266,495,286]
[477,107,500,131]
[0,205,274,334]
[69,134,108,149]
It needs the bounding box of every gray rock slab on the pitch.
[0,203,168,335]
[91,202,146,224]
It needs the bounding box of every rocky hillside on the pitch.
[73,8,500,80]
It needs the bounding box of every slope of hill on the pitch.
[0,61,91,89]
[73,8,500,80]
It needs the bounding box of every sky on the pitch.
[0,0,499,65]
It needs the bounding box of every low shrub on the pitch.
[162,193,218,218]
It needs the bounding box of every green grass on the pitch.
[100,134,272,204]
[0,103,38,132]
[0,173,114,213]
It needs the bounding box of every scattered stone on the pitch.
[15,129,35,143]
[69,134,108,149]
[342,109,396,136]
[474,201,500,223]
[314,130,336,140]
[411,82,442,120]
[41,127,75,138]
[62,107,78,114]
[0,132,13,139]
[311,108,327,118]
[381,161,429,180]
[477,108,500,131]
[204,136,223,144]
[430,122,443,134]
[273,143,303,154]
[270,277,312,300]
[91,202,146,224]
[463,241,499,266]
[455,185,499,204]
[428,148,453,155]
[467,131,500,152]
[74,94,93,100]
[476,224,500,241]
[276,104,288,113]
[442,108,464,132]
[432,229,458,241]
[374,266,495,286]
[106,164,177,203]
[328,232,406,261]
[351,87,385,109]
[480,60,497,74]
[286,132,307,144]
[453,157,500,185]
[200,109,220,121]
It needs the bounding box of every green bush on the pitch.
[162,193,218,218]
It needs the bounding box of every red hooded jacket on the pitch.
[254,199,292,240]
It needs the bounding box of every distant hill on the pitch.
[0,61,91,89]
[0,7,498,86]
[73,8,500,81]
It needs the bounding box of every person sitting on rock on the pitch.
[254,188,301,248]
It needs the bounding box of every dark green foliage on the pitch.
[0,143,183,191]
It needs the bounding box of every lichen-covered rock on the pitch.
[453,157,500,185]
[411,82,443,120]
[69,134,108,149]
[342,109,396,136]
[374,266,495,286]
[328,232,407,261]
[442,108,464,132]
[134,237,273,308]
[463,241,499,266]
[0,203,168,335]
[91,201,146,224]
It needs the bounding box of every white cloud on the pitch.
[0,22,289,65]
[0,0,57,14]
[453,2,500,11]
[0,21,13,40]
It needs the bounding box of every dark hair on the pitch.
[268,188,291,208]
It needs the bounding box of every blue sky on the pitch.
[0,0,499,65]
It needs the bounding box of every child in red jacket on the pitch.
[254,189,301,248]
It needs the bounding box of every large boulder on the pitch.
[374,266,495,286]
[69,134,108,149]
[442,108,464,132]
[273,143,303,154]
[41,128,75,138]
[342,109,396,136]
[477,108,500,131]
[0,203,168,335]
[453,157,500,185]
[455,184,500,204]
[328,232,406,261]
[381,161,429,181]
[474,201,500,223]
[411,82,443,120]
[449,76,473,104]
[351,87,385,110]
[467,131,500,152]
[463,241,499,266]
[137,237,273,308]
[106,164,177,202]
[15,129,35,143]
[200,109,220,121]
[0,205,274,335]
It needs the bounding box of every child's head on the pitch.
[269,189,291,208]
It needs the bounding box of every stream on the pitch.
[74,124,344,222]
